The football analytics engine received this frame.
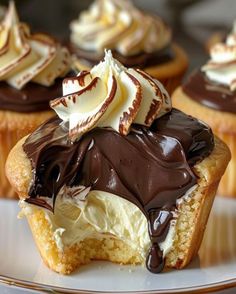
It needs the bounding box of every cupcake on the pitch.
[0,2,71,198]
[69,0,188,94]
[172,25,236,197]
[6,51,229,274]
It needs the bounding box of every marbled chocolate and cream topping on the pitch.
[0,2,71,90]
[202,21,236,91]
[51,50,171,141]
[70,0,171,57]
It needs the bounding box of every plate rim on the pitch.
[1,198,236,293]
[1,274,236,294]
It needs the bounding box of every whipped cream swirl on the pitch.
[0,2,71,90]
[70,0,171,56]
[202,21,236,91]
[51,50,171,141]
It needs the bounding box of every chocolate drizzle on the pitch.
[23,109,214,273]
[183,69,236,114]
[147,209,172,272]
[69,43,174,69]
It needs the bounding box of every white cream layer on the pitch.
[20,190,177,262]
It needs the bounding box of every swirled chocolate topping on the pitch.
[69,44,174,69]
[23,108,214,273]
[0,71,77,113]
[0,80,62,113]
[183,69,236,114]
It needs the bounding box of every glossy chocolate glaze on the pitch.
[23,109,214,273]
[183,69,236,114]
[0,80,62,113]
[0,72,77,113]
[69,43,174,69]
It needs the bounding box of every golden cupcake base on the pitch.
[172,87,235,197]
[0,109,53,199]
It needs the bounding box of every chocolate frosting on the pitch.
[183,69,236,114]
[23,109,214,273]
[0,72,77,113]
[69,43,174,69]
[0,80,62,113]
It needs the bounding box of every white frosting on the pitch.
[0,2,71,90]
[19,189,177,261]
[70,0,171,56]
[51,50,171,141]
[202,21,236,91]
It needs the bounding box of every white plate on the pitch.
[0,196,236,294]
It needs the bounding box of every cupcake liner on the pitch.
[0,110,53,199]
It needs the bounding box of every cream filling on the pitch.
[19,190,177,262]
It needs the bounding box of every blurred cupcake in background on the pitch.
[172,22,236,197]
[0,2,71,198]
[69,0,188,94]
[0,5,6,20]
[205,31,226,53]
[205,21,236,53]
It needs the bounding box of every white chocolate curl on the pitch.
[50,50,171,141]
[70,0,171,56]
[202,21,236,91]
[0,2,71,90]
